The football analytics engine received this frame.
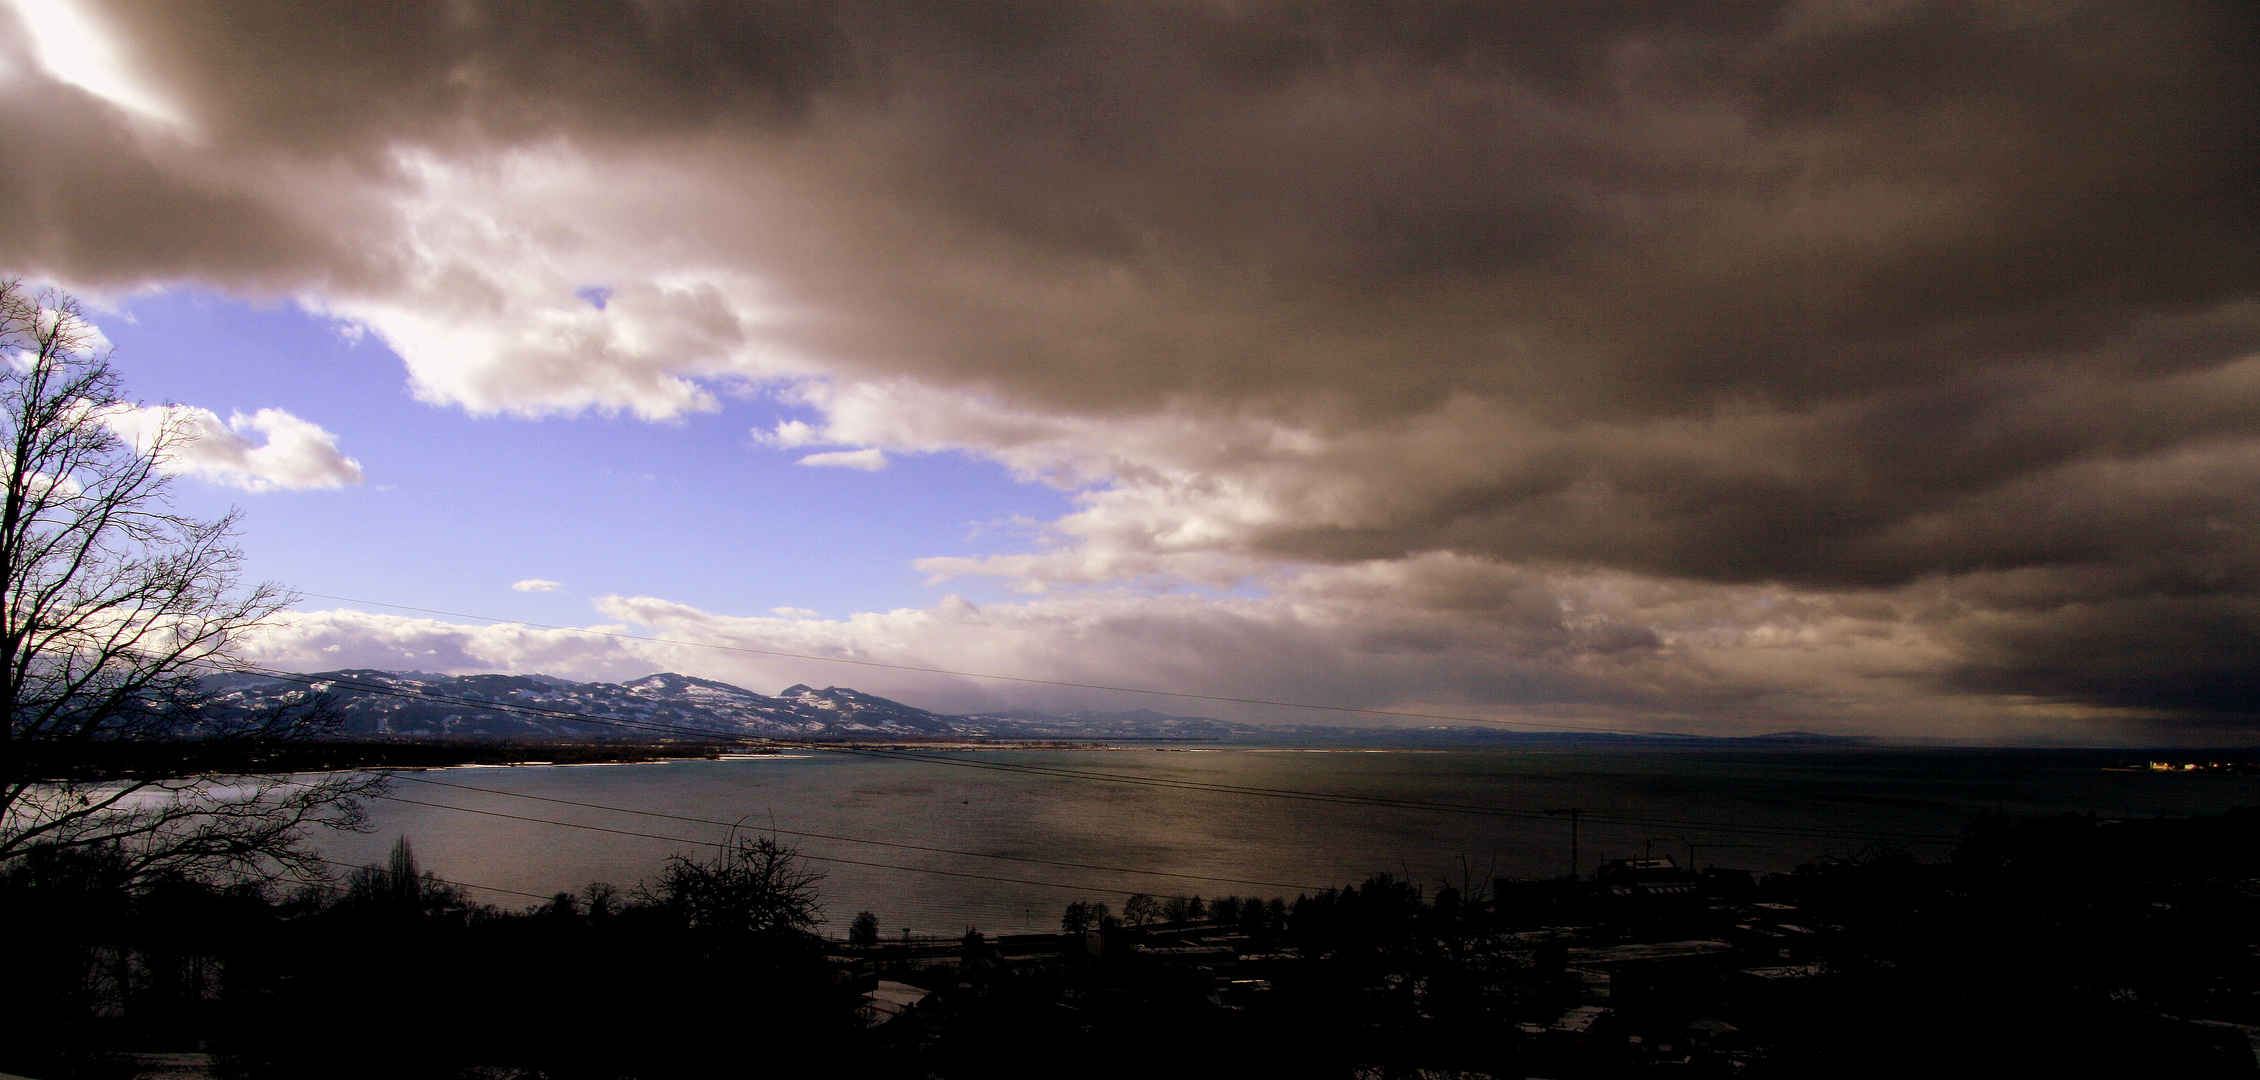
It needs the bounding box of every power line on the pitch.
[302,844,1113,939]
[782,740,1964,844]
[244,664,1960,844]
[247,665,1958,846]
[393,771,1328,892]
[304,851,554,902]
[362,788,1229,901]
[293,591,1698,738]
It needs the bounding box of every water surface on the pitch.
[314,745,2260,936]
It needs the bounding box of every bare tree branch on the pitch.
[0,279,379,882]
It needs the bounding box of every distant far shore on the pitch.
[34,736,2260,781]
[23,735,1133,779]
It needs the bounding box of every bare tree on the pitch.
[340,836,468,915]
[0,280,378,881]
[644,833,825,943]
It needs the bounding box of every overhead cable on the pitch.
[395,772,1328,892]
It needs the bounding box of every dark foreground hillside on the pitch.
[6,811,2259,1079]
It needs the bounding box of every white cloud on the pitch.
[756,419,822,448]
[103,404,363,491]
[243,608,664,685]
[796,448,887,471]
[237,558,2159,743]
[302,147,819,421]
[511,579,564,593]
[770,606,820,618]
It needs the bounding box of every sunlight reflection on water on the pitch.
[312,746,2260,936]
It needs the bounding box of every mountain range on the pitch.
[199,669,1251,741]
[199,669,1869,745]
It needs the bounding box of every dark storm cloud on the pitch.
[10,1,2259,727]
[111,1,855,148]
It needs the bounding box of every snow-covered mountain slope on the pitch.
[200,670,1244,740]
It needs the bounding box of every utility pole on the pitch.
[1546,808,1584,880]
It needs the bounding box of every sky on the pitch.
[1,1,2254,744]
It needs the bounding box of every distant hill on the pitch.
[202,670,1868,744]
[201,669,1250,741]
[1741,730,1870,745]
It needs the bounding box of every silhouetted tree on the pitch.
[850,909,881,947]
[644,833,824,947]
[342,837,463,915]
[1122,892,1160,927]
[538,890,579,921]
[1238,897,1273,939]
[584,879,617,922]
[0,281,377,881]
[1061,899,1094,934]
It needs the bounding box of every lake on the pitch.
[313,744,2260,936]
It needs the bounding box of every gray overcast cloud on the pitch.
[4,1,2256,740]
